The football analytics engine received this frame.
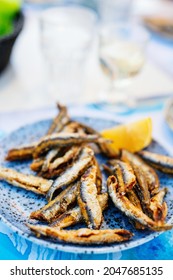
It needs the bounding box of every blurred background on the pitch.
[0,0,173,112]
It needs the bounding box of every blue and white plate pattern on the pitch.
[0,117,173,254]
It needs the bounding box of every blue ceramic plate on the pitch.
[0,117,173,254]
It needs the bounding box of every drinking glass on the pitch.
[39,6,97,104]
[98,23,150,112]
[97,0,133,24]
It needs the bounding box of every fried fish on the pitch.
[0,167,52,195]
[27,224,133,244]
[46,146,94,201]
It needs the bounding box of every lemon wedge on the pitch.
[101,117,152,153]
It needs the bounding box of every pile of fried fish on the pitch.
[0,104,173,245]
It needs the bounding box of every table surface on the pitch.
[1,0,173,260]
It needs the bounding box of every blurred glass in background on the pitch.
[98,23,149,111]
[22,0,139,107]
[97,0,133,24]
[39,5,97,104]
[24,0,133,23]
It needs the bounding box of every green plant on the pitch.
[0,0,21,37]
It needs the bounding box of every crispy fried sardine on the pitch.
[108,159,136,194]
[0,167,52,195]
[5,142,37,161]
[93,157,102,194]
[30,157,45,172]
[138,150,173,174]
[48,146,82,172]
[47,103,70,135]
[121,149,160,196]
[107,175,173,231]
[150,188,168,222]
[126,190,146,230]
[33,133,101,158]
[50,193,108,229]
[71,121,119,158]
[27,225,133,244]
[61,121,85,134]
[121,150,151,212]
[77,165,103,229]
[46,146,94,201]
[30,182,79,222]
[41,148,61,172]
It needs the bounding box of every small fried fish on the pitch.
[49,146,82,172]
[93,157,102,194]
[33,133,100,158]
[108,159,136,194]
[122,149,160,196]
[0,167,52,195]
[41,148,61,172]
[127,189,145,230]
[47,103,70,135]
[72,121,119,158]
[27,225,133,244]
[5,142,37,161]
[51,193,108,229]
[30,182,78,222]
[107,175,173,231]
[138,150,173,174]
[46,146,94,201]
[78,165,103,229]
[30,157,45,172]
[121,150,151,212]
[150,188,168,222]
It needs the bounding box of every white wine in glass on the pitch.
[98,23,149,111]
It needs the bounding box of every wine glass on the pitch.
[98,23,150,113]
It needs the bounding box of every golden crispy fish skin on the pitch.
[121,150,151,212]
[0,167,53,195]
[30,182,78,222]
[46,146,94,201]
[49,146,82,172]
[47,103,70,135]
[138,150,173,174]
[107,175,173,231]
[93,157,102,194]
[33,133,100,158]
[5,142,38,161]
[41,148,61,172]
[50,206,81,229]
[71,120,119,158]
[61,122,86,134]
[78,165,103,229]
[150,188,168,222]
[39,166,66,179]
[122,149,160,196]
[51,193,108,229]
[108,159,136,194]
[30,157,45,172]
[127,189,142,210]
[72,121,98,135]
[27,225,133,244]
[127,189,146,230]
